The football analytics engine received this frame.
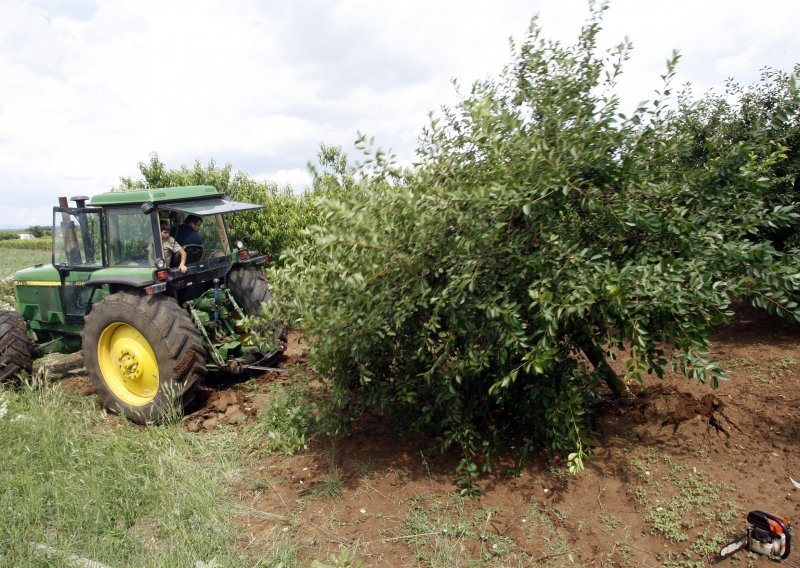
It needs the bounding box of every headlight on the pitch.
[235,240,244,250]
[155,258,166,269]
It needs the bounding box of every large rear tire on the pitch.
[227,266,272,316]
[0,310,32,383]
[227,265,287,350]
[82,292,206,424]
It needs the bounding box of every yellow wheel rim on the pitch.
[97,322,159,406]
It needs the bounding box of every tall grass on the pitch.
[0,243,51,277]
[0,241,52,309]
[0,236,52,250]
[0,378,268,567]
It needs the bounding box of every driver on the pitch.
[175,214,203,246]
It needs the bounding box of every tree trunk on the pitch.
[574,334,632,400]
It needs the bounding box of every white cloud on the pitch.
[0,0,798,227]
[262,168,313,192]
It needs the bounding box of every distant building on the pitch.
[18,233,33,240]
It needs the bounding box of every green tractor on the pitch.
[1,185,283,423]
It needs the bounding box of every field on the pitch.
[1,242,799,566]
[0,238,51,309]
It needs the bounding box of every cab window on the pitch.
[106,207,157,267]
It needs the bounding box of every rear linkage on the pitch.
[186,278,284,374]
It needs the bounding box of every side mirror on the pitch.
[141,202,155,215]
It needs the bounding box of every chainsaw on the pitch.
[719,511,792,561]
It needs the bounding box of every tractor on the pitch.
[0,185,284,423]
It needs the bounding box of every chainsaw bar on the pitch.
[719,533,748,558]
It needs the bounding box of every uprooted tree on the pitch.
[266,5,800,481]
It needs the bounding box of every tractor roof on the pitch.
[88,185,222,206]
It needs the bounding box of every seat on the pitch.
[183,244,204,264]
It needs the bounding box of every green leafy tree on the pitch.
[28,225,46,238]
[663,65,800,249]
[268,5,800,478]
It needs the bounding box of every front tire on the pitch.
[0,310,32,383]
[82,292,206,424]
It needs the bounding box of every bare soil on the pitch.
[62,307,800,566]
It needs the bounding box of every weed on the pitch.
[770,356,796,379]
[725,357,754,370]
[311,470,345,500]
[247,381,314,456]
[543,535,568,554]
[726,357,767,382]
[481,534,516,560]
[311,545,361,567]
[528,500,555,529]
[627,449,659,481]
[614,540,632,559]
[690,528,727,557]
[398,493,517,565]
[548,464,569,481]
[629,451,742,564]
[600,513,623,531]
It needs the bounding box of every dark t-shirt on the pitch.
[175,224,201,246]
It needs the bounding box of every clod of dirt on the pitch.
[631,385,739,438]
[185,389,253,431]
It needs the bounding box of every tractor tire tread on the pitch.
[0,310,32,383]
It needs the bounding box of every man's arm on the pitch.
[177,246,187,273]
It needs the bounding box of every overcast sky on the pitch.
[1,0,798,227]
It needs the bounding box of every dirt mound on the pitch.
[185,388,253,431]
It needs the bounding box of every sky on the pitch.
[1,0,798,228]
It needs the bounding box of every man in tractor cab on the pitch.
[175,214,203,246]
[160,221,187,273]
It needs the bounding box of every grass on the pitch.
[0,373,276,567]
[0,246,51,276]
[724,355,796,383]
[398,493,517,566]
[308,469,345,500]
[0,239,52,309]
[628,451,741,564]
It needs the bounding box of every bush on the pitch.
[245,381,314,456]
